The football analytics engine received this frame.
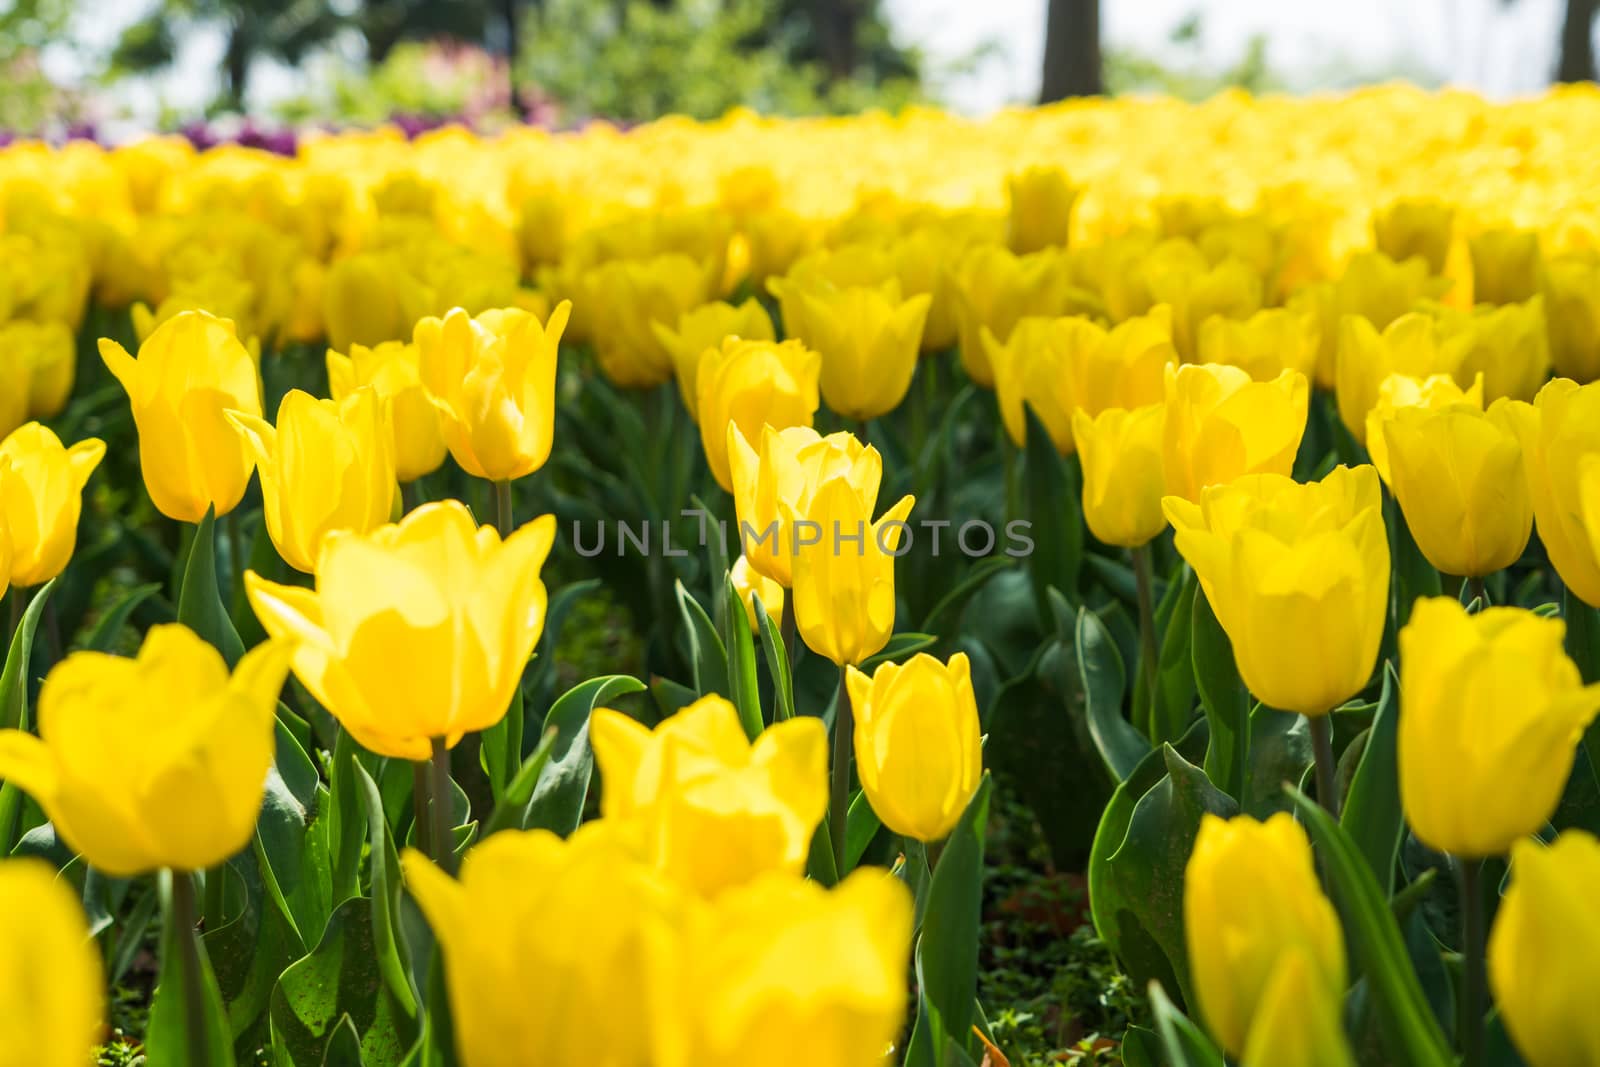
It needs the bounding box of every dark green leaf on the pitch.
[525,675,645,835]
[723,576,763,739]
[754,595,795,722]
[845,790,881,870]
[1192,586,1248,804]
[1342,664,1403,895]
[84,581,161,652]
[916,774,992,1050]
[675,580,728,698]
[1149,982,1225,1067]
[1076,606,1151,781]
[1022,403,1082,623]
[177,507,245,665]
[920,557,1014,638]
[147,872,237,1067]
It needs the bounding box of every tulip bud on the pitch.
[1381,399,1531,578]
[322,252,435,353]
[1196,306,1320,382]
[1503,379,1600,606]
[0,319,76,422]
[1542,257,1600,383]
[787,477,915,667]
[1399,598,1600,857]
[246,501,556,760]
[327,340,448,484]
[730,554,784,633]
[228,388,397,574]
[1164,465,1389,716]
[1006,165,1079,253]
[587,254,720,388]
[1489,832,1600,1067]
[652,298,775,420]
[1239,947,1357,1067]
[1144,254,1262,362]
[591,695,827,897]
[0,626,292,875]
[1469,227,1543,305]
[1072,403,1167,549]
[1373,198,1455,275]
[1161,363,1308,505]
[1334,312,1456,444]
[1184,813,1347,1058]
[0,424,104,588]
[0,858,105,1066]
[697,338,821,492]
[845,652,982,843]
[950,245,1067,388]
[414,302,568,483]
[797,282,931,420]
[1364,372,1484,485]
[98,310,262,523]
[1437,296,1550,403]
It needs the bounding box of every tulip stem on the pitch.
[832,663,853,874]
[1457,856,1486,1067]
[412,762,431,857]
[428,737,455,875]
[493,480,514,538]
[1308,714,1339,817]
[780,601,797,668]
[1132,545,1160,738]
[168,869,210,1067]
[1467,575,1488,611]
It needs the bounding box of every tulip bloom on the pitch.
[697,338,821,492]
[1543,257,1600,382]
[1373,198,1455,274]
[414,302,568,483]
[326,340,448,483]
[1196,307,1320,382]
[845,652,982,842]
[950,244,1066,387]
[1143,254,1262,362]
[652,298,775,420]
[727,424,880,588]
[0,626,292,876]
[1006,165,1079,253]
[1505,379,1600,606]
[246,501,556,760]
[0,424,104,587]
[98,310,262,523]
[1161,364,1309,505]
[0,319,76,430]
[0,858,105,1067]
[730,554,784,632]
[228,388,397,574]
[1164,465,1389,716]
[1469,227,1542,305]
[1364,372,1484,485]
[1072,403,1167,549]
[653,870,912,1067]
[1334,312,1459,444]
[787,477,915,667]
[322,252,434,353]
[1381,400,1531,578]
[1437,296,1550,403]
[1184,813,1347,1058]
[403,826,679,1067]
[1489,832,1600,1067]
[796,282,931,420]
[590,695,827,897]
[1399,598,1600,858]
[1239,946,1357,1067]
[587,254,719,388]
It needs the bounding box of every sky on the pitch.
[40,0,1585,124]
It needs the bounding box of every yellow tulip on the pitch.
[797,282,931,420]
[652,870,912,1067]
[590,695,827,897]
[326,340,448,484]
[1300,252,1450,388]
[730,554,784,632]
[0,319,75,424]
[950,244,1067,387]
[1373,198,1455,274]
[1196,306,1320,382]
[322,252,435,353]
[0,858,105,1067]
[1364,372,1484,485]
[1164,465,1389,716]
[652,298,775,420]
[1399,598,1600,858]
[227,388,397,574]
[1543,257,1600,382]
[402,825,680,1067]
[1184,812,1347,1058]
[1239,947,1357,1067]
[1072,403,1168,549]
[844,652,982,843]
[787,476,915,667]
[0,424,104,588]
[98,310,262,523]
[0,327,32,439]
[1143,254,1262,362]
[245,501,556,760]
[1381,400,1531,577]
[697,337,822,492]
[727,424,880,588]
[1469,226,1542,305]
[1334,312,1457,444]
[414,302,569,483]
[1006,165,1079,253]
[1504,379,1600,606]
[768,245,897,346]
[1489,832,1600,1067]
[0,626,292,876]
[1161,363,1309,505]
[892,224,987,350]
[587,254,719,388]
[1437,296,1550,402]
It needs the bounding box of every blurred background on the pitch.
[0,0,1595,138]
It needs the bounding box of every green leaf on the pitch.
[920,557,1015,638]
[1342,664,1403,895]
[754,595,795,722]
[481,727,558,839]
[675,579,728,698]
[1191,586,1249,804]
[479,686,524,807]
[84,581,161,652]
[1240,702,1311,818]
[353,762,418,1018]
[525,674,646,835]
[805,819,838,887]
[147,872,238,1067]
[268,897,417,1066]
[1076,606,1151,781]
[915,774,992,1052]
[320,1015,365,1067]
[1286,787,1455,1067]
[1121,1025,1163,1067]
[1149,982,1225,1067]
[0,579,54,853]
[1022,403,1083,623]
[723,575,763,739]
[329,730,365,907]
[845,790,881,870]
[859,631,938,672]
[177,507,245,665]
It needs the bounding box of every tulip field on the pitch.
[6,85,1600,1066]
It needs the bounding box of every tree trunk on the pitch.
[223,25,251,113]
[811,0,862,83]
[503,0,529,119]
[1556,0,1597,83]
[1039,0,1101,102]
